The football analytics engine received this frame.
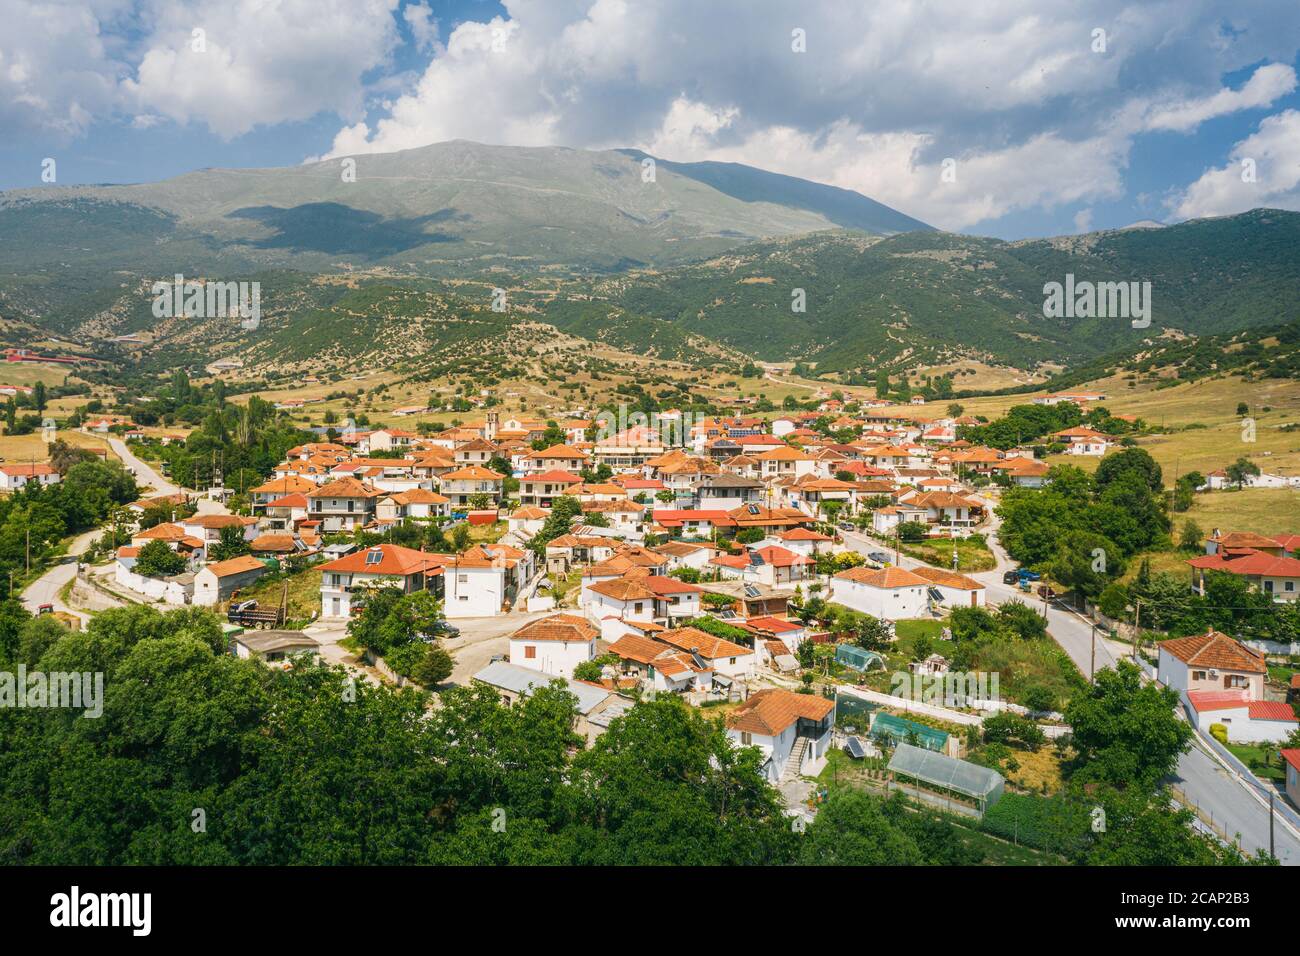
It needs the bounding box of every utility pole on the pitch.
[1132,598,1142,663]
[1270,791,1275,859]
[1090,620,1097,683]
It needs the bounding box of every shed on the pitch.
[888,742,1004,813]
[869,711,949,752]
[836,644,885,672]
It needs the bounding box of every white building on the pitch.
[0,463,60,490]
[829,566,930,620]
[1186,690,1299,744]
[193,555,268,607]
[508,613,598,679]
[726,688,836,784]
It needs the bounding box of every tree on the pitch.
[798,790,923,865]
[135,539,187,578]
[1178,519,1203,552]
[896,521,928,543]
[1065,661,1192,790]
[410,645,453,687]
[1224,456,1260,489]
[1095,447,1162,494]
[207,523,251,561]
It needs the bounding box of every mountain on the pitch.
[0,141,1295,384]
[0,140,931,332]
[538,209,1300,376]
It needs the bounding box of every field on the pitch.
[1183,488,1300,536]
[959,373,1300,482]
[0,428,112,467]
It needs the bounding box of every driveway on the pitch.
[443,610,556,685]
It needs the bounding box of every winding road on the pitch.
[843,507,1300,864]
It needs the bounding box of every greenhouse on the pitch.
[888,742,1005,814]
[868,712,949,752]
[835,645,885,672]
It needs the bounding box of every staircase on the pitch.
[781,737,810,783]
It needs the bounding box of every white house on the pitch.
[0,463,60,490]
[443,543,535,618]
[909,566,987,609]
[1186,690,1299,743]
[1156,629,1267,705]
[829,566,930,620]
[654,625,756,679]
[726,688,836,783]
[317,544,442,619]
[508,613,598,678]
[872,504,930,535]
[193,555,268,607]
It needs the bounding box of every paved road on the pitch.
[107,436,179,496]
[842,518,1300,863]
[20,528,101,622]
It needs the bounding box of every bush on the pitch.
[1209,723,1228,745]
[982,712,1046,751]
[1023,684,1056,713]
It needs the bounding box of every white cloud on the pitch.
[121,0,401,138]
[1171,109,1300,218]
[316,0,1300,230]
[1144,63,1297,132]
[402,2,439,53]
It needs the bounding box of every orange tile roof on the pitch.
[909,566,984,590]
[202,555,266,578]
[511,614,598,644]
[727,688,834,736]
[307,477,383,499]
[834,566,930,588]
[1158,629,1266,674]
[318,544,442,576]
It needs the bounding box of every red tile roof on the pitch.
[1247,701,1299,722]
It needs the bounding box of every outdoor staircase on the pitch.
[781,736,810,783]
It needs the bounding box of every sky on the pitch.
[3,0,1300,239]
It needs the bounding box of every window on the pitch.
[524,645,536,659]
[740,732,752,745]
[1227,675,1248,689]
[1192,671,1206,681]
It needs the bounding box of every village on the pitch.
[24,388,1287,853]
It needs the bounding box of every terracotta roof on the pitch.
[1188,549,1300,578]
[202,555,266,578]
[778,527,832,541]
[744,615,803,634]
[510,506,550,519]
[1187,689,1250,713]
[655,626,752,660]
[511,614,598,644]
[1159,629,1266,674]
[1282,749,1300,772]
[440,465,505,481]
[834,566,930,588]
[307,477,383,499]
[318,544,443,576]
[0,463,57,477]
[909,566,985,590]
[1248,701,1298,722]
[608,632,673,665]
[524,469,584,484]
[587,577,657,601]
[727,688,834,736]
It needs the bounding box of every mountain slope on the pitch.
[0,140,931,327]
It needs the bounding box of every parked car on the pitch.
[37,603,54,615]
[1002,570,1020,585]
[867,551,892,564]
[838,522,855,532]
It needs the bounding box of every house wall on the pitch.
[194,567,264,606]
[830,580,928,620]
[1196,705,1297,744]
[509,638,594,678]
[444,567,505,618]
[1157,648,1264,702]
[1287,759,1300,809]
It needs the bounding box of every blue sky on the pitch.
[4,0,1300,239]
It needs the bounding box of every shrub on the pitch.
[1209,723,1228,745]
